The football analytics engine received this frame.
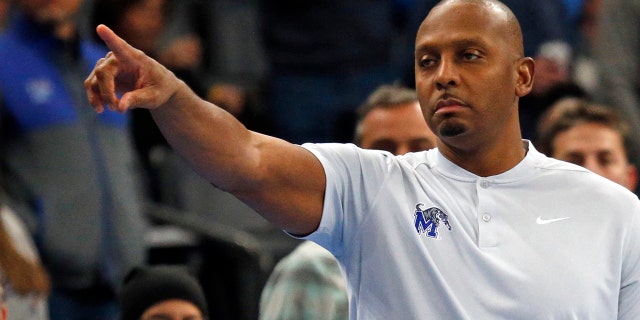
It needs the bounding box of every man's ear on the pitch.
[515,57,535,97]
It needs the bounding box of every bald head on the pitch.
[413,0,535,158]
[426,0,524,57]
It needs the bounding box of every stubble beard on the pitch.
[438,122,467,137]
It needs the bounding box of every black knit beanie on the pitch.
[119,265,208,320]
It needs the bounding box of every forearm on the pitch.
[149,80,324,235]
[149,78,259,192]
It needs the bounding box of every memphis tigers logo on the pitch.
[414,203,452,239]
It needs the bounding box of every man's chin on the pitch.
[438,123,466,137]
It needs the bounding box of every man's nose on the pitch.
[434,58,459,90]
[583,156,604,175]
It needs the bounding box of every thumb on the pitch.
[119,87,164,112]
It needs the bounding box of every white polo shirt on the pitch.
[302,142,640,319]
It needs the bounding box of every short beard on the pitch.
[439,123,466,137]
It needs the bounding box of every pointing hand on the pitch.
[84,25,179,113]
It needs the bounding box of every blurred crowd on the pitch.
[1,0,639,319]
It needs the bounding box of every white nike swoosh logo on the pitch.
[536,216,571,225]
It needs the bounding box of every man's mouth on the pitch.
[435,98,467,114]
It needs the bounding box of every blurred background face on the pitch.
[15,0,83,25]
[117,0,165,53]
[0,0,10,29]
[552,122,638,190]
[359,101,437,155]
[141,299,204,320]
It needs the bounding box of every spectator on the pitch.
[354,84,438,154]
[260,84,436,320]
[119,265,208,320]
[535,97,638,191]
[0,1,147,319]
[259,241,347,320]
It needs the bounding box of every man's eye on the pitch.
[569,158,585,166]
[463,52,480,60]
[598,154,615,167]
[419,56,436,67]
[370,141,397,154]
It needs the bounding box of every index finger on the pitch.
[96,24,137,62]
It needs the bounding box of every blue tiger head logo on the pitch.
[414,203,452,238]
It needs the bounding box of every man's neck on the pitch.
[438,138,528,177]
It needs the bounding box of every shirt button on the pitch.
[480,180,490,188]
[482,213,491,222]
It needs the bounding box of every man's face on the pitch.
[552,122,638,191]
[16,0,83,25]
[360,101,437,155]
[141,299,204,320]
[414,1,530,149]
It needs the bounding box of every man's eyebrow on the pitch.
[564,151,584,157]
[146,315,173,320]
[145,316,203,320]
[416,37,489,53]
[409,137,435,143]
[597,150,614,156]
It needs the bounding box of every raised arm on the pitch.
[85,25,325,236]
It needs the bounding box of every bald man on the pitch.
[86,0,640,318]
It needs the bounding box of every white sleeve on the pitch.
[618,197,640,319]
[300,143,397,258]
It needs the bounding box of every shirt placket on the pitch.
[477,178,498,248]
